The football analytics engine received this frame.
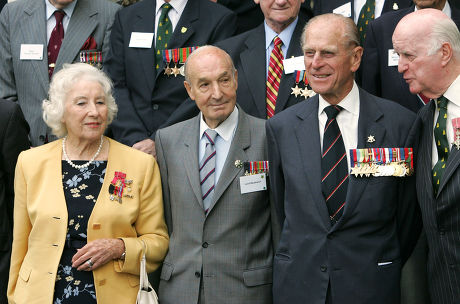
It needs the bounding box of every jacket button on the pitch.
[195,271,201,278]
[153,104,159,110]
[320,265,327,272]
[202,242,208,248]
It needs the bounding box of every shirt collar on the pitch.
[441,74,460,108]
[318,81,360,117]
[45,0,77,20]
[264,17,299,51]
[414,1,451,18]
[199,106,239,142]
[156,0,187,16]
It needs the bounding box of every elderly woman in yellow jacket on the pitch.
[7,63,169,304]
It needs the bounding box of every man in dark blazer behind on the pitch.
[105,0,236,156]
[0,99,29,304]
[361,0,460,113]
[393,9,460,304]
[0,0,120,146]
[267,14,421,304]
[313,0,411,19]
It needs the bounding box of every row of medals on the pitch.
[351,162,413,177]
[164,62,184,77]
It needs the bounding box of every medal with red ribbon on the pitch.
[452,118,460,150]
[292,70,315,99]
[161,46,199,77]
[108,171,133,203]
[243,161,269,176]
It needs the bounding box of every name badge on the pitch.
[129,32,154,48]
[283,56,305,74]
[20,44,43,60]
[333,2,351,18]
[240,173,267,194]
[388,49,399,67]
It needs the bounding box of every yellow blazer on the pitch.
[8,137,169,304]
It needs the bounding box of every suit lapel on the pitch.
[333,89,386,231]
[56,0,97,70]
[419,102,435,200]
[240,25,267,118]
[182,116,204,209]
[207,109,249,214]
[48,140,69,222]
[20,0,48,92]
[132,0,157,94]
[295,96,331,228]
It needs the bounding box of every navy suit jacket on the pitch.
[313,0,411,18]
[415,101,460,304]
[267,88,421,304]
[361,3,460,113]
[105,0,236,146]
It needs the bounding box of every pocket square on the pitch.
[81,36,97,50]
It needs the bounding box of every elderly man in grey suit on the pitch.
[0,0,119,146]
[156,45,278,304]
[393,9,460,304]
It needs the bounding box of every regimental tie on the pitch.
[200,129,218,214]
[321,105,349,224]
[432,96,450,195]
[48,10,65,79]
[357,0,375,45]
[155,3,173,70]
[266,36,284,119]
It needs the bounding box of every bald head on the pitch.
[184,46,236,83]
[392,9,460,98]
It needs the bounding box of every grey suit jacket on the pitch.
[0,0,119,146]
[415,101,460,304]
[155,107,278,304]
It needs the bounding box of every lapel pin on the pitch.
[393,3,399,10]
[451,118,460,150]
[181,27,187,33]
[367,135,376,143]
[235,160,243,169]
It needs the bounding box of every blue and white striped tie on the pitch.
[200,129,218,213]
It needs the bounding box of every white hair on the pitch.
[42,63,118,138]
[427,17,460,57]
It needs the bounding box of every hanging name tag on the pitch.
[20,44,43,60]
[388,49,399,67]
[283,56,305,74]
[240,173,267,194]
[129,32,154,48]
[333,2,352,17]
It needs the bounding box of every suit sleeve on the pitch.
[155,130,172,235]
[0,5,18,101]
[7,154,32,304]
[100,4,120,64]
[105,11,150,146]
[266,121,286,228]
[117,155,169,274]
[360,21,381,96]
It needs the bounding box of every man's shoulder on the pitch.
[217,26,260,51]
[80,0,120,16]
[371,6,412,28]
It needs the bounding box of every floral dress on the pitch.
[53,161,106,304]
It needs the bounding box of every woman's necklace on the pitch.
[62,135,104,169]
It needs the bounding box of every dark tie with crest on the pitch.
[48,10,65,79]
[432,96,449,195]
[155,3,173,70]
[321,105,349,224]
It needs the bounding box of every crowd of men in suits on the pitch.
[1,0,460,304]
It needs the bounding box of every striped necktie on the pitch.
[266,36,284,118]
[432,96,449,195]
[321,105,349,224]
[155,3,173,70]
[357,0,375,45]
[200,129,218,213]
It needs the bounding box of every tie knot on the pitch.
[273,36,283,48]
[204,129,218,146]
[161,3,172,13]
[324,105,343,120]
[54,10,65,23]
[437,96,449,109]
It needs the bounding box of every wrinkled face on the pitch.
[184,50,238,128]
[62,79,108,141]
[303,20,362,104]
[392,28,443,98]
[48,0,75,9]
[255,0,304,33]
[413,0,446,10]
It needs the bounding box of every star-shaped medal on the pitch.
[291,84,302,97]
[367,135,375,143]
[301,88,316,99]
[171,65,181,77]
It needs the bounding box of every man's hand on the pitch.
[132,138,156,158]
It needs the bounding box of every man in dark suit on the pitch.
[156,46,278,304]
[267,13,421,304]
[0,0,120,146]
[0,99,29,304]
[393,9,460,304]
[313,0,411,19]
[104,0,236,156]
[0,0,6,12]
[361,0,460,113]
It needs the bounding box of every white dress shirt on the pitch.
[154,0,187,45]
[432,75,460,168]
[353,0,385,24]
[199,107,239,184]
[319,82,360,171]
[45,0,77,44]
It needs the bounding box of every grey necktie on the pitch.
[199,129,218,213]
